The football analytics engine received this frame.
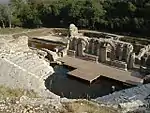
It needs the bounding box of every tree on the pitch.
[0,5,8,28]
[6,5,12,28]
[0,0,149,37]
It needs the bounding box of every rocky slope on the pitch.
[95,83,150,112]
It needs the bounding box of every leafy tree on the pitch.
[1,0,150,38]
[0,5,8,28]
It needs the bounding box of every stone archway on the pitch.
[99,40,116,63]
[105,41,116,61]
[94,40,100,56]
[88,39,95,54]
[76,38,88,57]
[69,37,77,50]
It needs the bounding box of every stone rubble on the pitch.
[0,96,63,113]
[94,83,150,112]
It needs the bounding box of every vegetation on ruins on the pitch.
[0,85,38,99]
[0,0,150,38]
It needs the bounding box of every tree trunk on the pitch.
[1,20,5,28]
[9,19,12,28]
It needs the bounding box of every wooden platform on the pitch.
[58,56,143,85]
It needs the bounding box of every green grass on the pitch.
[0,85,38,100]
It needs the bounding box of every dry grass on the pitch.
[0,86,120,113]
[62,100,120,113]
[0,28,30,34]
[0,85,38,100]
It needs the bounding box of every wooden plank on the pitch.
[58,56,143,85]
[68,69,101,83]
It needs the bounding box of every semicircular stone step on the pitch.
[18,57,44,69]
[30,64,50,77]
[12,54,34,65]
[9,53,28,62]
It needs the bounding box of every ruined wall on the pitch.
[68,24,150,71]
[68,36,134,70]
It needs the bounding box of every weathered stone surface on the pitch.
[128,53,136,69]
[20,96,62,108]
[0,96,63,113]
[42,48,60,61]
[94,83,150,112]
[137,45,150,60]
[0,35,58,98]
[118,100,144,110]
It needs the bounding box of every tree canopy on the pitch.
[0,0,150,37]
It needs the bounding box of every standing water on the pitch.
[45,65,129,99]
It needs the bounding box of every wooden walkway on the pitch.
[58,56,143,85]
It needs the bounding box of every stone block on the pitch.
[67,50,76,57]
[84,53,98,63]
[111,60,127,71]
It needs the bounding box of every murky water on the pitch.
[45,65,129,99]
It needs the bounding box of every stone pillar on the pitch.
[77,39,86,57]
[85,42,89,53]
[70,38,75,50]
[126,44,133,63]
[100,47,107,63]
[110,49,115,61]
[74,39,78,56]
[116,44,120,59]
[94,41,99,56]
[88,40,92,54]
[116,43,123,60]
[77,42,83,57]
[118,44,124,61]
[146,56,150,67]
[91,41,95,55]
[141,57,146,67]
[122,44,127,61]
[128,53,135,69]
[69,38,72,50]
[98,44,101,62]
[96,44,100,56]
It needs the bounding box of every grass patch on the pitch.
[62,100,120,113]
[0,28,30,34]
[0,85,38,100]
